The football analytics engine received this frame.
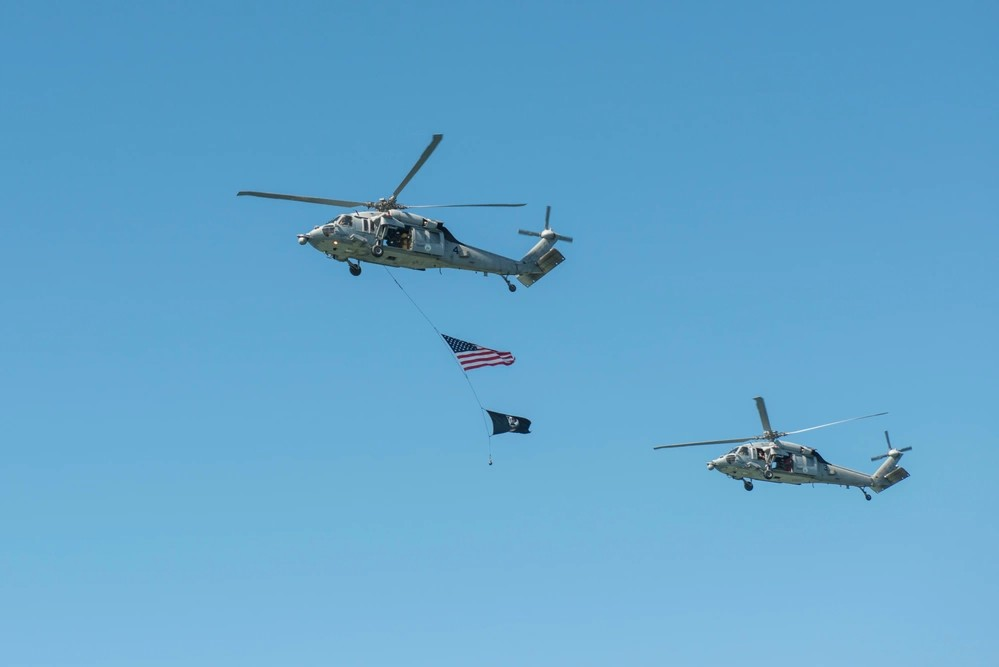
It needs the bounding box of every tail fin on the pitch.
[870,431,912,493]
[516,205,572,287]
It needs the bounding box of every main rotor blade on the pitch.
[392,133,443,200]
[754,396,774,434]
[545,205,551,230]
[784,411,888,436]
[403,203,527,209]
[654,437,756,450]
[237,191,367,208]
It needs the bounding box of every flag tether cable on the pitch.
[384,268,494,464]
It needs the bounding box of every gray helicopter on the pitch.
[654,397,911,500]
[238,134,571,292]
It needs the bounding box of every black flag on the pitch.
[486,410,532,435]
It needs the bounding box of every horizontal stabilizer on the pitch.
[885,467,910,485]
[517,248,565,287]
[873,466,910,493]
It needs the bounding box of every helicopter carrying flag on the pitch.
[442,334,515,371]
[486,410,532,435]
[237,134,572,292]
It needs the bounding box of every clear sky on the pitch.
[2,1,997,665]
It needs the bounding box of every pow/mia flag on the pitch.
[486,410,532,435]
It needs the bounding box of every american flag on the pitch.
[442,334,515,371]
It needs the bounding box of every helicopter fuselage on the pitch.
[298,209,562,289]
[707,440,908,495]
[654,397,909,501]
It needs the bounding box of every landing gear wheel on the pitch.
[500,275,517,292]
[865,493,872,501]
[371,244,384,257]
[743,480,754,492]
[348,263,361,277]
[764,469,774,480]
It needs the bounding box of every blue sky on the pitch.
[2,1,997,665]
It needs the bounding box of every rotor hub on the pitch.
[369,197,398,212]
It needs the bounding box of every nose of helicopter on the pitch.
[707,457,722,471]
[298,226,322,245]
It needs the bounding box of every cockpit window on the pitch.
[737,446,749,455]
[339,215,353,227]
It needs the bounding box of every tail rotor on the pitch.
[515,205,571,288]
[871,430,913,461]
[519,206,574,243]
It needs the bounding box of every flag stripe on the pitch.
[456,353,514,364]
[458,355,515,364]
[456,352,515,363]
[461,359,515,370]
